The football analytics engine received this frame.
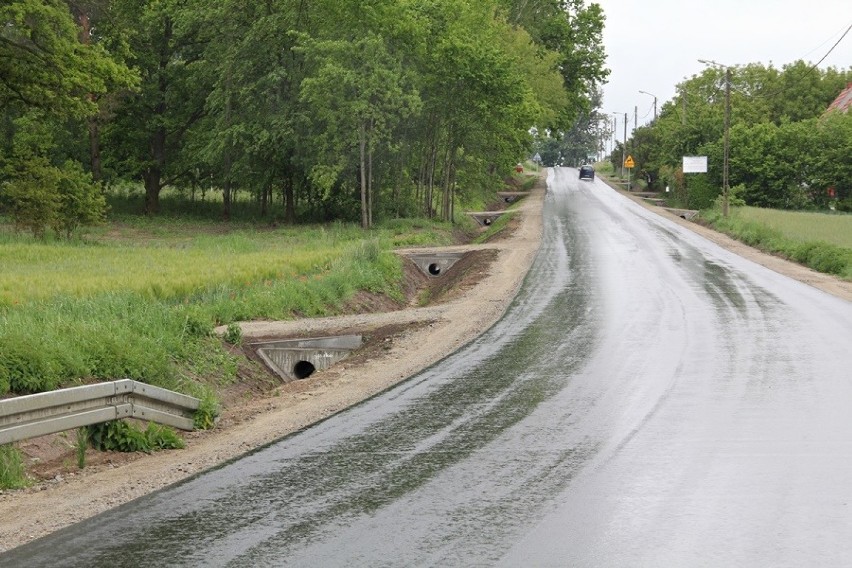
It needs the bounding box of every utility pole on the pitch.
[612,115,616,156]
[639,90,657,122]
[634,106,638,134]
[623,112,627,178]
[612,112,619,172]
[723,66,731,218]
[699,59,732,218]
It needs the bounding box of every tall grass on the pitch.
[0,218,452,396]
[702,207,852,280]
[0,445,29,489]
[735,207,852,249]
[0,225,379,307]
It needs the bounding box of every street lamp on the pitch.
[698,59,732,218]
[611,111,627,178]
[638,90,657,122]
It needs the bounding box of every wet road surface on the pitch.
[4,167,852,567]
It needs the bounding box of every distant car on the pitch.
[579,165,595,181]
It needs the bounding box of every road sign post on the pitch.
[624,155,635,191]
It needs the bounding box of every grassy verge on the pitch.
[0,445,29,489]
[733,207,852,249]
[702,207,852,280]
[0,218,459,397]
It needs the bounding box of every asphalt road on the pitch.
[4,167,852,567]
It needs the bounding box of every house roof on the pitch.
[826,83,852,113]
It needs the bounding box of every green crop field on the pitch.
[703,206,852,280]
[735,207,852,249]
[0,218,458,307]
[0,217,462,397]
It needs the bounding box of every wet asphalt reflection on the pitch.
[4,168,852,567]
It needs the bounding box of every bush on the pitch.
[193,392,221,430]
[224,322,242,345]
[791,242,849,275]
[88,420,184,453]
[836,197,852,213]
[51,160,107,239]
[686,174,721,210]
[0,445,29,489]
[714,184,747,210]
[1,157,106,240]
[1,156,61,239]
[181,307,214,339]
[0,336,62,394]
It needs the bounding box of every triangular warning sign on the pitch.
[624,155,635,168]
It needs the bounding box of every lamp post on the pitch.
[611,111,626,178]
[698,59,732,217]
[638,90,657,122]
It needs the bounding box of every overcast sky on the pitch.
[596,0,852,132]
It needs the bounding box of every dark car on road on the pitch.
[579,165,595,181]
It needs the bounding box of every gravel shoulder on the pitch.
[2,170,849,552]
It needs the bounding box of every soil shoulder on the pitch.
[0,175,545,552]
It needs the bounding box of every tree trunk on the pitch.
[441,142,453,221]
[143,17,172,216]
[367,121,374,227]
[143,168,161,215]
[284,171,295,224]
[221,71,233,221]
[426,142,438,219]
[73,8,103,181]
[449,152,457,223]
[222,178,232,221]
[89,118,102,182]
[260,181,269,217]
[359,123,369,229]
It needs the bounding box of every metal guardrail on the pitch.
[0,379,200,445]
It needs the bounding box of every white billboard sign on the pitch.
[682,156,708,173]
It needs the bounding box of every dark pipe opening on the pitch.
[504,197,512,203]
[680,215,687,219]
[293,360,316,379]
[428,263,442,276]
[483,217,492,226]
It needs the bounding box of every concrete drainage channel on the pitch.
[467,211,509,227]
[250,250,474,381]
[251,335,363,382]
[496,191,529,203]
[404,251,467,277]
[662,207,699,220]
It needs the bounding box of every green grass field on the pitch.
[735,207,852,249]
[703,206,852,280]
[0,216,462,397]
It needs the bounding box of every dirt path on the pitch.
[1,171,849,552]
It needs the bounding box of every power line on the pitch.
[799,21,852,60]
[810,22,851,69]
[729,22,851,101]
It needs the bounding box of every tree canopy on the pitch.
[1,0,609,230]
[617,62,852,210]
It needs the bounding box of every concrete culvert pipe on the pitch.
[293,360,316,379]
[483,217,492,226]
[428,263,442,276]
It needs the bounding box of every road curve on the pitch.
[3,167,851,567]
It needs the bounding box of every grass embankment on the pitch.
[0,217,461,398]
[702,206,852,280]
